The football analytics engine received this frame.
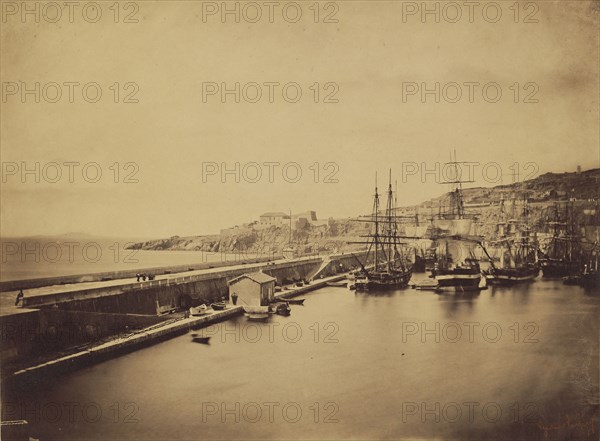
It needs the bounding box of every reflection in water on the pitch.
[436,293,478,318]
[2,279,599,441]
[489,283,534,309]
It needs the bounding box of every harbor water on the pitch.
[0,244,247,282]
[2,279,599,441]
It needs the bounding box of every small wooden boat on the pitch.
[190,333,211,344]
[283,298,305,305]
[189,304,209,316]
[211,302,227,311]
[327,281,347,288]
[274,302,291,316]
[268,302,291,316]
[246,313,270,322]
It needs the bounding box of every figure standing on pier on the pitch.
[15,289,24,306]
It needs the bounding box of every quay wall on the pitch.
[0,309,165,374]
[2,306,245,388]
[44,253,361,315]
[22,258,326,313]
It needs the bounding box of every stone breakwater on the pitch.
[1,253,363,384]
[2,272,349,387]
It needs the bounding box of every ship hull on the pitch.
[432,267,482,292]
[485,266,539,285]
[354,269,412,291]
[541,260,581,278]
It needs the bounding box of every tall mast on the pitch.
[510,193,516,221]
[387,169,393,271]
[498,195,506,237]
[440,149,471,220]
[373,173,379,271]
[453,150,464,219]
[522,192,531,260]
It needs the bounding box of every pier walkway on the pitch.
[0,255,324,316]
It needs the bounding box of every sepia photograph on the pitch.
[0,1,599,440]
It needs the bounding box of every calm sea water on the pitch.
[2,279,599,441]
[0,240,245,282]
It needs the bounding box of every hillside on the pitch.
[127,168,600,254]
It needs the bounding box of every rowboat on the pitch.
[326,281,347,288]
[189,304,209,316]
[246,313,270,322]
[269,302,291,316]
[190,334,211,344]
[211,302,227,311]
[283,298,305,305]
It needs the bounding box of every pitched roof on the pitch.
[228,271,276,285]
[260,212,289,218]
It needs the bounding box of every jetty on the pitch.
[0,254,358,384]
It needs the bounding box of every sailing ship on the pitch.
[428,154,485,293]
[539,200,584,277]
[349,171,412,291]
[562,200,599,288]
[483,193,540,284]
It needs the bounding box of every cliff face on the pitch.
[126,219,370,255]
[127,169,600,252]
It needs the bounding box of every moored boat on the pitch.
[210,302,227,311]
[483,194,540,285]
[541,259,582,278]
[190,334,211,344]
[428,153,486,294]
[432,258,482,292]
[245,313,270,322]
[539,200,585,278]
[189,304,209,316]
[269,302,291,316]
[485,265,539,285]
[349,170,413,291]
[354,269,412,290]
[326,280,348,287]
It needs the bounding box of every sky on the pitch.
[1,0,599,238]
